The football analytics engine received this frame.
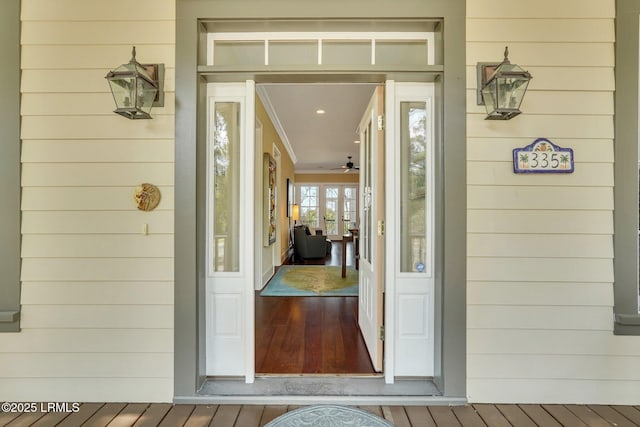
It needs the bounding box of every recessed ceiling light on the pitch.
[315,109,326,115]
[354,140,361,144]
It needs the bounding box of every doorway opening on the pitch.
[203,79,436,384]
[254,82,382,376]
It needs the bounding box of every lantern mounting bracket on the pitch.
[476,62,500,105]
[142,63,165,107]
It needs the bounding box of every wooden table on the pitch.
[350,228,359,271]
[341,228,359,278]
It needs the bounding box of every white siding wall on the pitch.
[467,0,640,404]
[4,0,640,406]
[0,0,175,402]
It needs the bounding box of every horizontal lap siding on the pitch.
[466,0,638,404]
[0,0,176,402]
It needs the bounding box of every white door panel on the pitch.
[358,86,384,372]
[385,81,435,380]
[205,81,256,381]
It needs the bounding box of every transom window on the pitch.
[207,32,435,67]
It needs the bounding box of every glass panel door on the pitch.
[400,101,428,273]
[299,185,320,228]
[343,186,358,235]
[324,187,339,237]
[211,102,241,272]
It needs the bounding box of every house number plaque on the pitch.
[513,138,574,174]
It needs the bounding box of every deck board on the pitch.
[182,404,219,427]
[106,403,150,427]
[565,404,611,426]
[132,403,172,427]
[31,411,71,426]
[452,406,487,427]
[405,406,437,427]
[0,411,22,425]
[157,404,195,426]
[7,403,640,426]
[519,404,563,426]
[472,404,510,427]
[5,411,47,427]
[359,405,384,418]
[83,402,127,426]
[209,404,241,427]
[388,406,412,427]
[611,406,640,425]
[259,405,288,426]
[57,402,104,426]
[429,406,462,427]
[588,405,638,427]
[543,404,589,427]
[234,405,263,427]
[495,404,536,427]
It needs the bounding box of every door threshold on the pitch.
[256,373,383,378]
[197,376,440,398]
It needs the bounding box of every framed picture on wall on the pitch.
[263,153,277,246]
[286,178,294,217]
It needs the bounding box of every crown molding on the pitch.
[255,85,297,164]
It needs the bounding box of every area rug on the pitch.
[261,265,359,296]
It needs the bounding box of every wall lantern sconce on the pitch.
[105,46,164,119]
[476,46,532,120]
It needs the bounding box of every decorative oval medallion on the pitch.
[133,183,161,211]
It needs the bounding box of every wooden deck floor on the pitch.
[2,403,640,426]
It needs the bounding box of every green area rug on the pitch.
[261,265,359,296]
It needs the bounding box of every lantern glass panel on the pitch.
[108,77,135,108]
[136,78,158,114]
[496,77,529,110]
[481,80,498,115]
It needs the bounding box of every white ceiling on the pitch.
[258,83,377,173]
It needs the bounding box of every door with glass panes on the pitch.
[298,184,358,241]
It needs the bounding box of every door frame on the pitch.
[175,4,466,401]
[206,78,437,384]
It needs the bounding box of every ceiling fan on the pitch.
[332,156,360,173]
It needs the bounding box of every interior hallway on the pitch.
[255,240,375,374]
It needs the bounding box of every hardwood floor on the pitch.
[255,240,375,375]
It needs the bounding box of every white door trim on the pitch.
[206,79,435,385]
[244,80,256,383]
[384,80,397,383]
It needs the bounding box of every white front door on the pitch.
[358,86,384,372]
[205,81,256,381]
[385,81,436,381]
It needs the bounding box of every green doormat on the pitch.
[261,265,359,296]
